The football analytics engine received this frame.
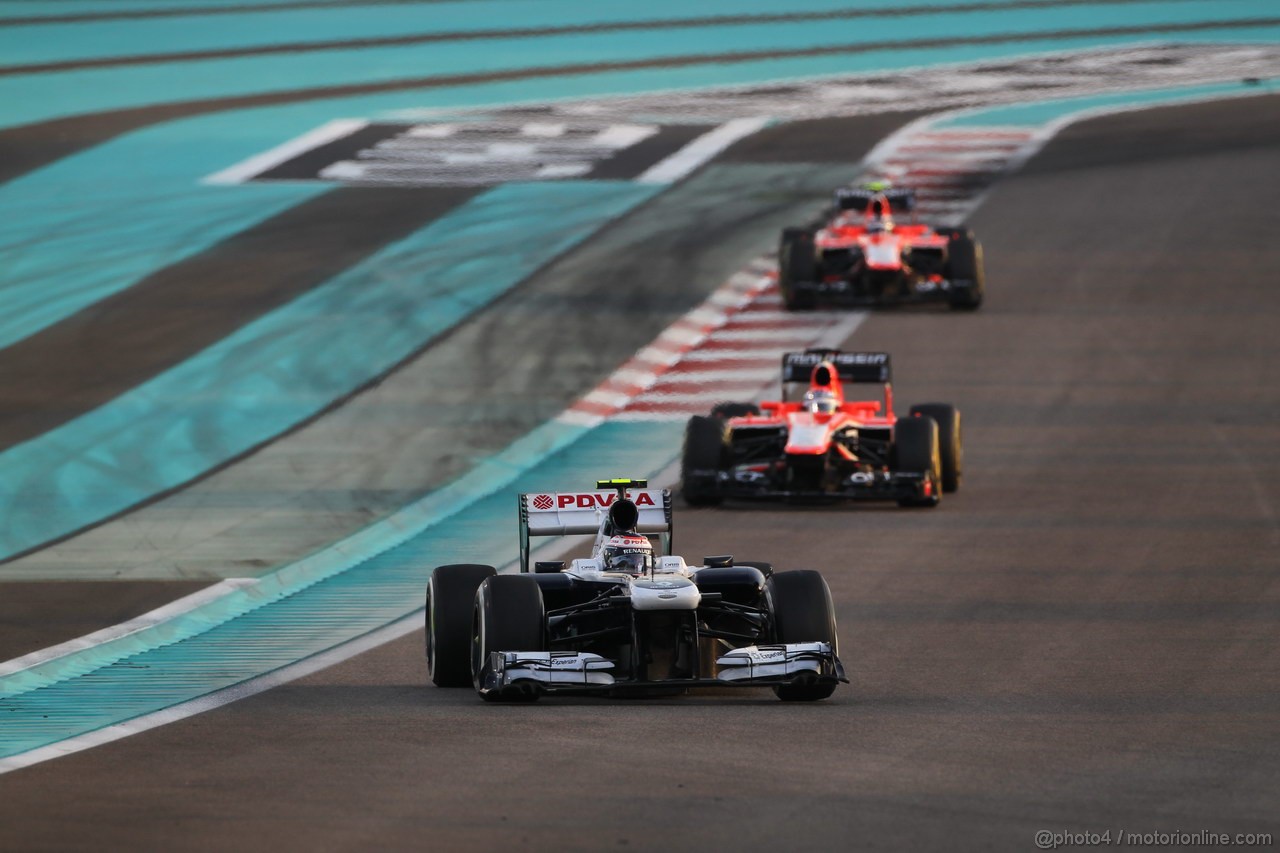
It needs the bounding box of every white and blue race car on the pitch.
[425,479,846,702]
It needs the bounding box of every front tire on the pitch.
[472,575,546,702]
[892,415,941,507]
[711,401,761,420]
[426,564,496,687]
[766,570,839,701]
[909,404,961,493]
[945,233,984,311]
[779,231,818,311]
[681,415,729,506]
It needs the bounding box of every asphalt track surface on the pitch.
[2,96,1278,850]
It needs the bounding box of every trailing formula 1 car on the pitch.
[778,185,984,311]
[425,479,846,703]
[681,350,962,507]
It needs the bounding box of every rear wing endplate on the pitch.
[781,350,891,384]
[518,488,673,573]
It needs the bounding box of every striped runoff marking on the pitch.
[562,259,865,424]
[387,42,1279,128]
[209,119,770,187]
[862,122,1047,224]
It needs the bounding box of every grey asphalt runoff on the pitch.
[2,96,1278,850]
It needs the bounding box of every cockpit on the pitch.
[802,389,840,415]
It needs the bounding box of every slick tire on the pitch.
[426,563,496,687]
[682,415,729,506]
[780,231,818,311]
[711,401,761,420]
[472,575,546,702]
[892,415,942,508]
[909,404,962,493]
[766,570,839,701]
[944,233,985,311]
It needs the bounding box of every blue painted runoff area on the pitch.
[0,0,1117,21]
[3,0,1048,66]
[0,180,658,563]
[0,418,685,760]
[937,77,1280,127]
[0,0,339,16]
[0,2,1275,130]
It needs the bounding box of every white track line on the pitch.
[203,119,367,185]
[636,117,770,184]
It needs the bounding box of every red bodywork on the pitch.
[731,361,895,458]
[814,196,947,280]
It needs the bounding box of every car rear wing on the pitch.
[518,487,673,573]
[781,350,892,385]
[834,187,917,214]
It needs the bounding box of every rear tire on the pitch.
[472,575,546,702]
[426,564,496,687]
[909,404,961,493]
[779,231,818,311]
[892,416,941,507]
[681,415,729,506]
[766,570,839,701]
[945,234,984,311]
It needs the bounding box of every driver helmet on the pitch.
[865,216,891,234]
[803,389,839,414]
[601,535,655,575]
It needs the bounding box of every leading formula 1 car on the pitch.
[425,479,846,703]
[778,185,984,311]
[681,350,962,507]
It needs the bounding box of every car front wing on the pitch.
[477,644,846,698]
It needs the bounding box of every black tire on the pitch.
[909,404,962,493]
[681,415,729,506]
[766,570,839,701]
[779,231,818,311]
[779,226,810,252]
[711,401,761,420]
[472,575,546,702]
[892,415,941,508]
[425,563,496,687]
[945,234,984,311]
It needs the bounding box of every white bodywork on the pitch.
[493,651,615,687]
[716,643,837,682]
[569,554,701,611]
[858,234,903,270]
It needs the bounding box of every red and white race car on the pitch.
[681,350,962,507]
[778,186,984,311]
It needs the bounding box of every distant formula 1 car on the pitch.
[425,479,846,703]
[681,350,962,507]
[778,185,984,311]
